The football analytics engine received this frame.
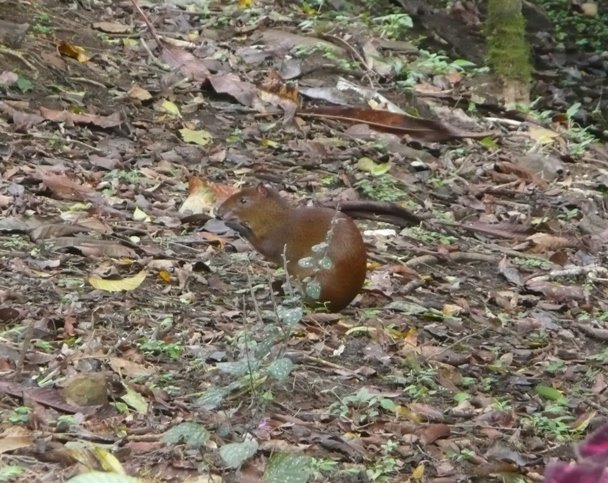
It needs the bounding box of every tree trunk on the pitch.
[486,0,532,104]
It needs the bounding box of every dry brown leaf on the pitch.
[208,72,259,107]
[128,85,153,101]
[39,106,121,128]
[41,172,96,201]
[161,46,210,82]
[0,426,34,454]
[50,238,136,258]
[494,161,548,188]
[29,223,89,241]
[420,423,451,445]
[92,21,132,34]
[299,106,492,142]
[526,233,577,252]
[525,280,588,303]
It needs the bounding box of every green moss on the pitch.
[486,0,532,85]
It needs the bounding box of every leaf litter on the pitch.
[0,0,607,482]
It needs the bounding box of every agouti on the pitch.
[217,183,367,312]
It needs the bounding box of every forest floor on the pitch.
[1,0,608,482]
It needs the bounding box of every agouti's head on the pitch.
[216,183,289,240]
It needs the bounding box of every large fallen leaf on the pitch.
[121,385,149,415]
[62,373,109,406]
[88,270,147,292]
[208,73,259,107]
[0,427,34,454]
[161,46,210,82]
[41,172,96,201]
[180,177,235,215]
[108,358,155,378]
[39,107,121,128]
[219,439,259,469]
[0,381,84,413]
[50,238,136,258]
[179,127,213,145]
[162,422,211,449]
[298,106,493,142]
[527,125,560,144]
[264,452,312,483]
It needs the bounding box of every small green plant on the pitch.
[528,330,549,348]
[404,226,457,246]
[536,0,608,51]
[150,372,181,395]
[454,392,471,403]
[105,169,143,184]
[310,457,339,479]
[329,388,397,425]
[8,406,31,424]
[448,448,476,462]
[398,50,478,87]
[56,415,77,429]
[2,234,30,250]
[137,338,183,360]
[354,176,406,202]
[558,207,580,221]
[292,44,355,71]
[33,13,52,34]
[226,128,243,144]
[479,376,496,392]
[491,398,512,413]
[367,440,402,481]
[321,175,339,187]
[401,367,438,401]
[513,257,553,270]
[0,465,25,481]
[372,13,413,39]
[587,348,608,364]
[525,412,576,442]
[460,376,476,388]
[35,340,54,353]
[544,359,566,375]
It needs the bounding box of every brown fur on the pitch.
[217,184,366,311]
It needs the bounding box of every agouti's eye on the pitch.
[239,197,247,204]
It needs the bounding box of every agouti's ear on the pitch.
[256,183,268,197]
